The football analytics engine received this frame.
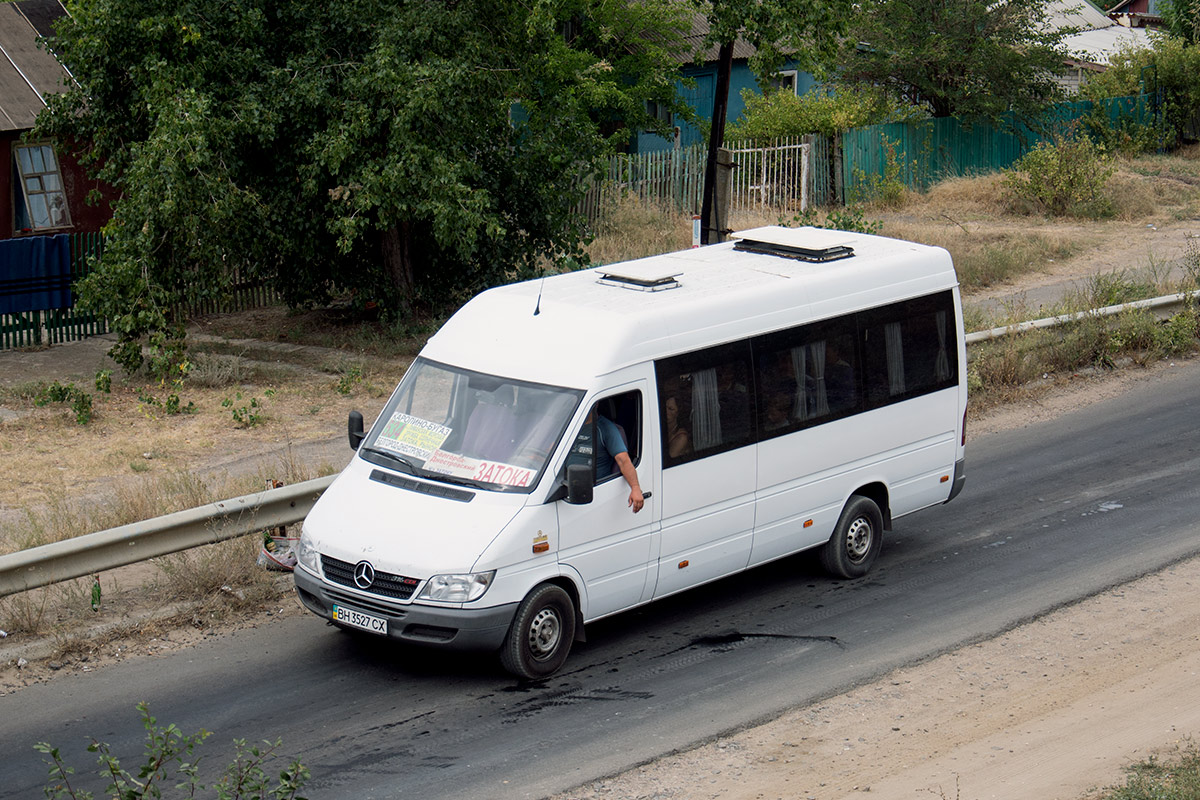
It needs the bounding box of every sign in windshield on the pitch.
[363,359,583,491]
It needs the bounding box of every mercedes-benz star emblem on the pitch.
[353,560,376,590]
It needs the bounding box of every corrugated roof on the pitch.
[1062,24,1150,65]
[681,13,757,62]
[0,0,69,132]
[1044,0,1117,32]
[1043,0,1150,67]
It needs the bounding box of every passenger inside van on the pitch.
[762,377,795,432]
[822,337,858,413]
[663,394,691,458]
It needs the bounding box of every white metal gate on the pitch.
[727,142,809,214]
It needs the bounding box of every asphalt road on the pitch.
[4,362,1200,800]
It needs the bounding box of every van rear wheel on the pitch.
[820,495,883,579]
[500,583,576,679]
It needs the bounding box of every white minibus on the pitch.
[294,225,967,678]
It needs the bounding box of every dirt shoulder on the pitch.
[558,555,1200,800]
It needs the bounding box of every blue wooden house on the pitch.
[633,15,817,154]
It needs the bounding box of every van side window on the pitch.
[656,340,754,467]
[753,317,861,440]
[565,391,642,484]
[861,291,957,409]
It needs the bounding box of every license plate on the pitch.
[332,604,388,635]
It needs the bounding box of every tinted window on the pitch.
[753,317,861,440]
[653,290,957,466]
[656,340,754,467]
[861,292,957,408]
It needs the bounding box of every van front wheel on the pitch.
[820,495,883,579]
[500,583,576,679]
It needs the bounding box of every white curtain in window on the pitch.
[789,346,808,421]
[885,322,906,395]
[809,340,829,416]
[691,368,722,449]
[935,310,951,381]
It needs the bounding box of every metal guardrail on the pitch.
[965,292,1190,348]
[0,475,335,597]
[0,291,1193,598]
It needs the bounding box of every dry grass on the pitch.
[908,172,1014,219]
[1109,170,1161,220]
[585,196,695,265]
[0,376,354,516]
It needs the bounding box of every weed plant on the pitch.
[1099,740,1200,800]
[786,205,883,235]
[37,702,308,800]
[968,305,1200,412]
[849,135,910,209]
[35,381,96,425]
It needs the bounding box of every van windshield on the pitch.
[360,358,584,492]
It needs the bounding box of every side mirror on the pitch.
[348,411,365,451]
[565,464,593,505]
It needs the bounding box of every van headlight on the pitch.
[296,530,322,574]
[417,571,495,603]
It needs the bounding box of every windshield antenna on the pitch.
[533,276,545,316]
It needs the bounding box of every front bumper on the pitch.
[294,566,517,651]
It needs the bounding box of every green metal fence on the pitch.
[841,94,1153,198]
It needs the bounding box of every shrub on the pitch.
[727,84,925,142]
[1003,134,1116,219]
[1081,37,1200,148]
[1082,104,1161,157]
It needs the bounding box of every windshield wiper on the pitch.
[360,447,419,475]
[426,472,491,490]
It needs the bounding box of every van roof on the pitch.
[422,226,958,389]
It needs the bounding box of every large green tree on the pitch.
[36,0,692,374]
[834,0,1071,122]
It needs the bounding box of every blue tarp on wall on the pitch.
[0,234,73,315]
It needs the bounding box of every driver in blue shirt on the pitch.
[568,407,645,513]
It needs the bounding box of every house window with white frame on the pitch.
[769,70,798,95]
[13,142,70,232]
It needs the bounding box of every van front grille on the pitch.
[321,555,421,601]
[325,585,410,618]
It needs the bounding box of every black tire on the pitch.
[500,583,576,679]
[820,495,883,579]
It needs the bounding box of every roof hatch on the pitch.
[733,226,856,263]
[597,262,683,292]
